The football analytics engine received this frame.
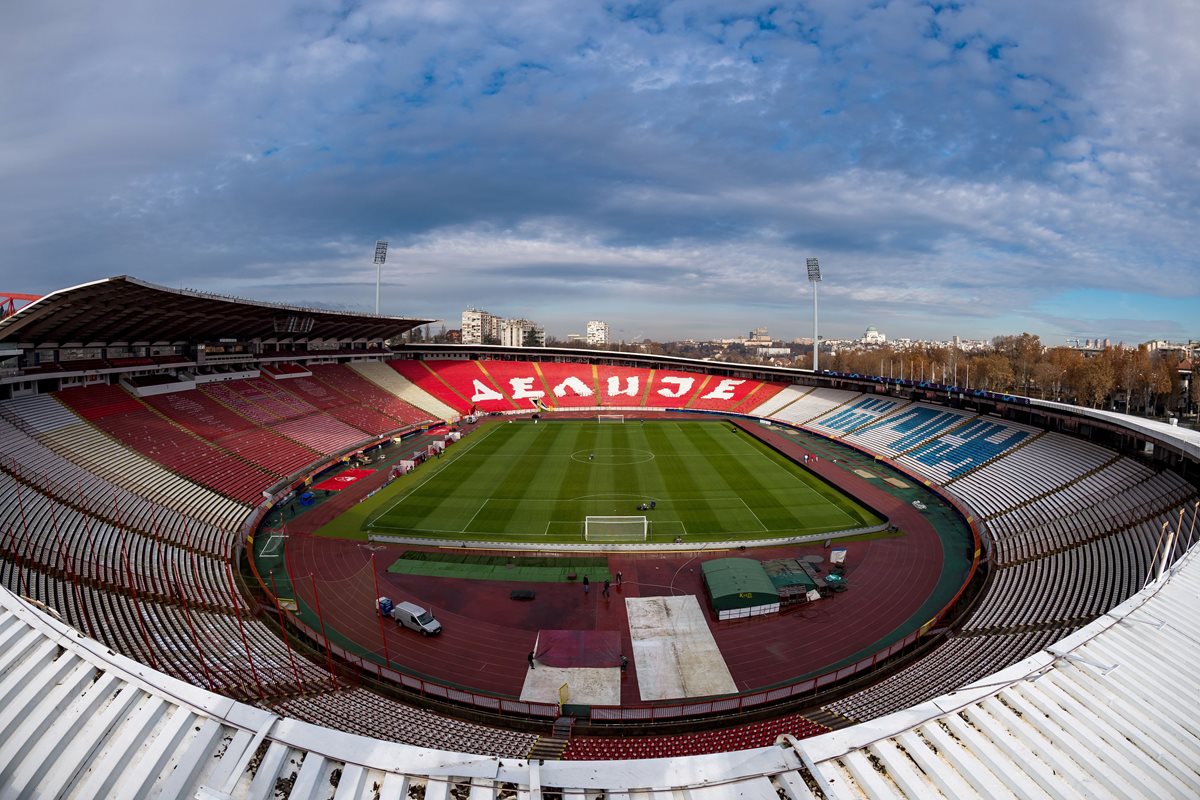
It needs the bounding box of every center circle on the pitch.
[572,447,656,466]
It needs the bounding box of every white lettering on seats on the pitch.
[606,376,640,397]
[470,380,504,402]
[508,377,544,400]
[656,376,695,398]
[553,376,594,397]
[701,378,744,400]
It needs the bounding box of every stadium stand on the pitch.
[2,394,249,531]
[646,368,710,408]
[0,472,229,608]
[56,384,275,505]
[2,543,1197,797]
[822,628,1071,723]
[841,402,978,457]
[310,363,438,426]
[267,372,354,410]
[388,359,478,414]
[562,713,828,759]
[259,361,310,378]
[144,389,325,477]
[349,360,461,419]
[535,360,601,407]
[769,386,863,425]
[213,426,323,477]
[271,412,371,456]
[807,395,912,436]
[991,469,1194,563]
[896,416,1040,483]
[1,278,1198,795]
[412,358,516,412]
[264,688,538,758]
[595,363,652,407]
[687,374,788,412]
[0,416,234,557]
[475,358,556,412]
[198,379,310,425]
[950,431,1116,517]
[143,388,256,438]
[746,383,812,418]
[392,360,789,414]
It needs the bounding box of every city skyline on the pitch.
[2,2,1197,344]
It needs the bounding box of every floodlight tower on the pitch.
[373,241,389,315]
[806,257,821,371]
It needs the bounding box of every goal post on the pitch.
[596,414,624,423]
[584,516,648,542]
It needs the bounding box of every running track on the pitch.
[279,416,958,706]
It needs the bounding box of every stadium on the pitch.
[1,276,1198,799]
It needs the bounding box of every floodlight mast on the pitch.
[374,241,389,315]
[806,257,821,371]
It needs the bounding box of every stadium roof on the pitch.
[0,275,433,347]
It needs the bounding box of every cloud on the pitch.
[0,0,1196,344]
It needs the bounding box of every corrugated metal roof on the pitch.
[0,275,433,346]
[797,549,1200,799]
[702,557,780,606]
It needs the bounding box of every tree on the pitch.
[1123,346,1153,414]
[1150,352,1178,417]
[973,353,1013,391]
[1032,360,1062,400]
[1043,347,1084,402]
[1076,349,1119,409]
[992,333,1042,394]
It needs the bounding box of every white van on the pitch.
[389,601,442,636]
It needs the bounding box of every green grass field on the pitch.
[320,419,883,544]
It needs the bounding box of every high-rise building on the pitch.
[461,308,501,344]
[501,319,545,347]
[586,320,609,345]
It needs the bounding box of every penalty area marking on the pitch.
[364,423,503,529]
[736,497,769,533]
[461,498,490,533]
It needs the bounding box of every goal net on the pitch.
[597,414,624,423]
[584,516,648,542]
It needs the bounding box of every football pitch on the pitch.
[323,419,883,544]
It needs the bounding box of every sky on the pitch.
[1,1,1198,345]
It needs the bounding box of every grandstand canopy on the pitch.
[701,558,779,612]
[0,275,433,347]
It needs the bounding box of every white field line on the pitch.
[724,433,862,527]
[459,498,490,534]
[737,497,769,533]
[366,422,503,528]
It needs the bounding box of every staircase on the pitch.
[527,716,574,761]
[808,708,857,730]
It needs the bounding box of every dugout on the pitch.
[701,558,780,620]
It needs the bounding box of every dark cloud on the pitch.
[0,0,1196,343]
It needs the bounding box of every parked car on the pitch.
[389,600,442,636]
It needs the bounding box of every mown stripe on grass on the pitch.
[692,423,802,533]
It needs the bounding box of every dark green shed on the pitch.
[701,558,781,620]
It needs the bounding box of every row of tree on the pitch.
[818,333,1198,417]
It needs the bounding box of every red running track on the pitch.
[279,417,952,705]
